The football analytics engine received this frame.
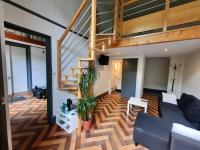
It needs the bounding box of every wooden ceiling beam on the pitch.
[5,31,45,46]
[116,26,200,48]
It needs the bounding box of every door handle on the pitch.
[0,97,5,105]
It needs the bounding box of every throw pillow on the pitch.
[177,93,194,111]
[183,97,200,124]
[162,93,177,105]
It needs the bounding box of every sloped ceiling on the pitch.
[11,0,83,27]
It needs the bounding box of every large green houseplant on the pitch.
[77,66,99,130]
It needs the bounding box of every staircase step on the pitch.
[61,80,77,85]
[60,86,78,90]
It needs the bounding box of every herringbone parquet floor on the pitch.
[9,93,158,150]
[9,97,71,150]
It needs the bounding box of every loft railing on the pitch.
[122,0,200,38]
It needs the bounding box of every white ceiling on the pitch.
[105,39,200,58]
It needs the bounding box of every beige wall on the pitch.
[144,58,170,91]
[182,49,200,99]
[94,59,112,96]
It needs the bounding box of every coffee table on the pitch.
[127,97,148,115]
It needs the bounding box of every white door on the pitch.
[5,45,12,95]
[11,46,28,94]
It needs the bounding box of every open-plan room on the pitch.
[0,0,200,150]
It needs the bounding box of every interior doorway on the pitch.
[4,22,53,123]
[143,57,170,97]
[5,41,47,103]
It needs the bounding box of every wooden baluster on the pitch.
[77,60,82,135]
[57,41,61,88]
[120,0,124,38]
[113,0,119,42]
[163,0,170,32]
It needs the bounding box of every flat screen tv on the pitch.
[99,55,109,65]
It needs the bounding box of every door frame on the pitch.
[5,41,32,96]
[0,1,12,149]
[4,22,54,124]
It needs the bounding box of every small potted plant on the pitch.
[77,96,97,130]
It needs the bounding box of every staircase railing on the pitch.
[57,0,91,89]
[57,0,122,90]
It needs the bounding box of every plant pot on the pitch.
[82,120,92,131]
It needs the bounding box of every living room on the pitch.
[1,0,200,150]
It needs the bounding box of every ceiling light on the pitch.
[165,48,168,52]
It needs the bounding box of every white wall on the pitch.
[182,50,200,99]
[3,0,87,115]
[11,0,82,27]
[94,58,112,96]
[31,47,46,88]
[144,58,170,91]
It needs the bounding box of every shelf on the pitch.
[57,109,77,119]
[56,108,78,134]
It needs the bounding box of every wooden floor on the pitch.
[9,93,158,150]
[9,96,71,150]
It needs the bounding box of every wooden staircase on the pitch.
[57,0,122,98]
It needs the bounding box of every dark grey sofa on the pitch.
[134,93,200,150]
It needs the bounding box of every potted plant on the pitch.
[79,66,99,98]
[77,66,99,130]
[77,96,97,130]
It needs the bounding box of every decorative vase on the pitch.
[67,99,72,111]
[82,120,92,131]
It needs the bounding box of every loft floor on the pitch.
[9,92,158,150]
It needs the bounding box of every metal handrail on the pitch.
[97,18,114,26]
[61,16,91,56]
[124,3,165,18]
[61,3,92,50]
[62,39,89,70]
[58,0,90,45]
[97,2,115,4]
[97,10,114,15]
[61,26,91,64]
[124,0,158,12]
[96,26,114,35]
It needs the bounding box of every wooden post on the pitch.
[89,0,97,95]
[77,0,96,136]
[113,0,119,42]
[163,0,170,32]
[57,41,62,88]
[90,0,96,60]
[77,60,82,135]
[120,0,124,38]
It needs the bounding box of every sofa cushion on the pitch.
[160,102,195,129]
[134,112,171,150]
[183,97,200,124]
[177,93,194,111]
